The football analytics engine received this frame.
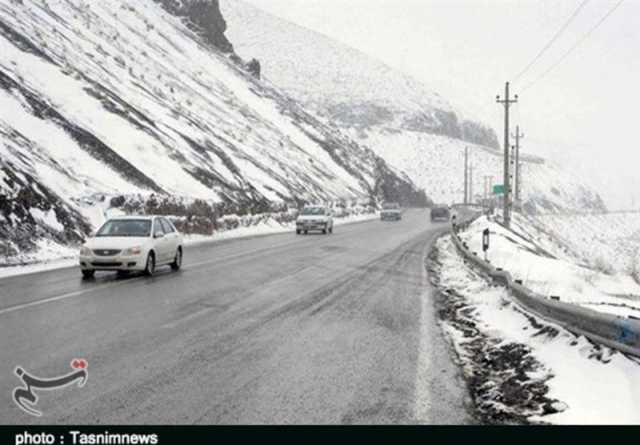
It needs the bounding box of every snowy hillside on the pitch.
[460,214,640,319]
[0,0,425,262]
[528,212,640,276]
[223,0,498,149]
[359,129,607,213]
[224,0,606,213]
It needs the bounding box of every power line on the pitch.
[522,0,626,92]
[513,0,591,84]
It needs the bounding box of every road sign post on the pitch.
[482,228,490,261]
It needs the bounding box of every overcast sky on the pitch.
[243,0,638,209]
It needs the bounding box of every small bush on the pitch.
[592,256,615,276]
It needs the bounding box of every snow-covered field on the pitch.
[431,235,640,424]
[458,214,640,319]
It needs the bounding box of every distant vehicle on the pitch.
[380,202,402,221]
[79,216,183,279]
[296,206,334,235]
[430,205,451,222]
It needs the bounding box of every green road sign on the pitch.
[493,184,505,195]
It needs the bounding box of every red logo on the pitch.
[71,359,88,370]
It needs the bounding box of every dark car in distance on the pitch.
[430,205,451,222]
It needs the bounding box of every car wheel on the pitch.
[171,247,182,271]
[82,270,95,280]
[296,229,301,235]
[144,252,156,277]
[304,230,308,235]
[329,226,333,234]
[322,228,327,234]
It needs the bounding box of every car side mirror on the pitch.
[154,232,164,239]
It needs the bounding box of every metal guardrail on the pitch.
[450,217,640,358]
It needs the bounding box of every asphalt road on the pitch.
[0,209,472,424]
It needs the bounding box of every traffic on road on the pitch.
[0,208,461,425]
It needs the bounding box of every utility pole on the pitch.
[497,82,518,228]
[511,145,516,211]
[469,162,474,205]
[463,147,469,205]
[511,126,524,206]
[483,176,488,204]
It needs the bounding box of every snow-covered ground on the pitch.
[0,211,378,280]
[530,212,640,275]
[431,235,640,424]
[458,214,640,319]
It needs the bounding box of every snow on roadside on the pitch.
[459,214,640,319]
[184,210,378,246]
[430,235,640,424]
[0,212,379,280]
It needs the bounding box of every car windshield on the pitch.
[96,219,152,237]
[301,207,325,216]
[383,203,399,210]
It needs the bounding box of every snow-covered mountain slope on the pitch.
[224,0,606,213]
[358,129,606,213]
[223,0,498,149]
[0,0,425,260]
[527,212,640,276]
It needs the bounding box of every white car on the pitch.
[380,202,402,221]
[79,216,183,279]
[296,206,334,235]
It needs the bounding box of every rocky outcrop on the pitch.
[245,58,261,79]
[153,0,234,53]
[461,120,500,149]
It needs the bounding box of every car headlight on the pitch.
[122,247,142,256]
[80,246,92,256]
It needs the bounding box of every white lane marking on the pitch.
[0,277,144,316]
[0,213,422,316]
[0,228,351,316]
[0,241,302,317]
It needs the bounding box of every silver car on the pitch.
[79,216,183,279]
[296,206,334,235]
